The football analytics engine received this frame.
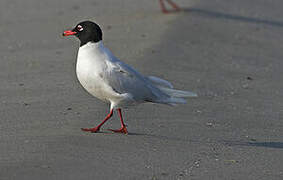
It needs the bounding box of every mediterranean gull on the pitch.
[63,21,197,134]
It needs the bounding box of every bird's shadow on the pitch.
[181,7,283,28]
[128,132,283,149]
[223,140,283,149]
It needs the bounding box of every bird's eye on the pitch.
[77,25,83,31]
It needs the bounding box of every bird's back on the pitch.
[76,42,168,107]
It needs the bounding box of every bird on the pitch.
[159,0,181,13]
[63,21,197,134]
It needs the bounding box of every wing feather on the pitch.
[102,60,168,102]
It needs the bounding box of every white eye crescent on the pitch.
[77,25,83,31]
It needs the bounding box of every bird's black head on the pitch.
[63,21,103,46]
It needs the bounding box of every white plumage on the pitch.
[63,21,197,134]
[76,41,197,110]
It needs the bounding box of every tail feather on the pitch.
[147,76,173,88]
[147,76,197,105]
[155,97,187,106]
[159,87,198,98]
[155,87,197,105]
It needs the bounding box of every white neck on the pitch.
[80,41,103,50]
[77,40,117,64]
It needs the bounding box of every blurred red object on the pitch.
[159,0,181,13]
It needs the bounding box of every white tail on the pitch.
[158,87,198,98]
[147,76,173,88]
[148,76,197,105]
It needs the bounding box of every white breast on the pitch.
[76,42,118,103]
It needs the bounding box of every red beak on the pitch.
[63,30,77,36]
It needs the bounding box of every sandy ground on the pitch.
[1,0,283,179]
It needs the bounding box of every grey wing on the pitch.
[103,61,167,101]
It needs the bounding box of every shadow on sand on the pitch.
[129,132,283,149]
[223,141,283,149]
[182,7,283,28]
[246,142,283,149]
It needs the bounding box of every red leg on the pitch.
[159,0,169,14]
[108,108,128,134]
[166,0,181,11]
[81,109,113,133]
[159,0,181,14]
